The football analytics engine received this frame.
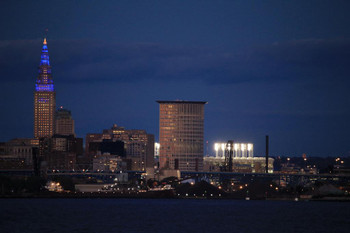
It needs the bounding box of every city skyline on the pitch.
[1,1,350,157]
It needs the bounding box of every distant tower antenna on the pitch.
[265,135,269,173]
[224,140,234,172]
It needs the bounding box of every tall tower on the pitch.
[157,100,207,172]
[34,38,56,138]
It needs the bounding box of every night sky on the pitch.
[1,0,350,157]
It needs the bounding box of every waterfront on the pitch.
[1,199,350,233]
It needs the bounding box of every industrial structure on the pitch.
[204,141,274,173]
[214,142,254,158]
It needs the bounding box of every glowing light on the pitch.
[155,142,160,149]
[40,39,50,65]
[220,143,225,157]
[35,84,54,92]
[214,143,220,157]
[221,143,225,151]
[247,144,253,151]
[214,143,219,151]
[214,141,254,158]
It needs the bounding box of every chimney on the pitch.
[265,135,269,173]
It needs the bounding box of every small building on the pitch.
[0,138,39,168]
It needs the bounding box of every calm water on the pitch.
[1,198,350,233]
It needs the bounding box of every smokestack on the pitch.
[32,147,40,176]
[265,135,269,173]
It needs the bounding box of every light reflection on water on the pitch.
[1,199,350,233]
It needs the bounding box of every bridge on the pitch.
[1,169,349,185]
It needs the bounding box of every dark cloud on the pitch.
[255,38,350,77]
[1,38,350,87]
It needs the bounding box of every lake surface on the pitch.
[1,198,350,233]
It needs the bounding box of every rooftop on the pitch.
[156,100,207,104]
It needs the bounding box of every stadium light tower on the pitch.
[214,143,219,158]
[221,143,225,157]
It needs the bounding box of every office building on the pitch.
[40,135,83,170]
[86,124,154,171]
[157,100,207,172]
[55,107,75,136]
[34,38,56,138]
[0,138,39,168]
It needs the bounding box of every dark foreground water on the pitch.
[1,199,350,233]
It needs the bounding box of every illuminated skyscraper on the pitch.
[34,38,56,138]
[157,100,207,172]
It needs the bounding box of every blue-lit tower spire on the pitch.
[34,38,56,138]
[35,38,54,92]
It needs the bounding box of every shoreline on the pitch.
[1,192,350,202]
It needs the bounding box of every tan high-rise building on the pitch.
[55,108,75,136]
[34,38,56,138]
[157,100,207,172]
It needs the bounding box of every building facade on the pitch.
[86,124,154,171]
[34,38,56,138]
[157,100,207,172]
[40,135,83,170]
[55,107,75,136]
[0,138,39,168]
